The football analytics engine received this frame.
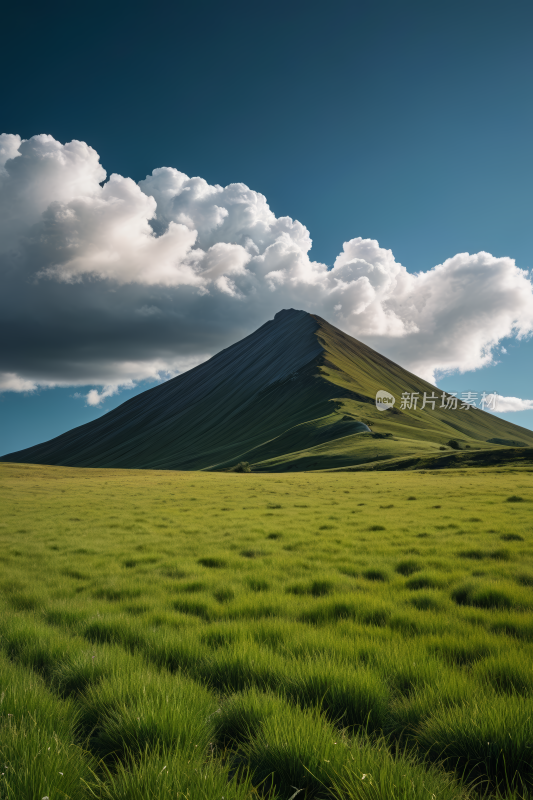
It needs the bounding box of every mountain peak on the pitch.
[273,308,308,320]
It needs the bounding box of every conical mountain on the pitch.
[3,309,533,471]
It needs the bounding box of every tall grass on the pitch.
[416,695,533,793]
[86,744,259,800]
[0,461,532,798]
[79,665,216,760]
[0,651,94,798]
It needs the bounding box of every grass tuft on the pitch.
[451,583,515,610]
[395,559,422,576]
[198,557,227,568]
[362,569,389,582]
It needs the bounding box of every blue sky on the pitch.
[1,0,533,455]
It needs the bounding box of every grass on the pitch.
[0,461,532,799]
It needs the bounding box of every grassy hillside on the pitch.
[0,461,532,798]
[2,309,533,471]
[245,314,533,471]
[315,314,533,446]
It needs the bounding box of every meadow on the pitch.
[0,461,532,799]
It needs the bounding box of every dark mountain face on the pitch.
[3,309,533,471]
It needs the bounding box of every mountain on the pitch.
[3,309,533,471]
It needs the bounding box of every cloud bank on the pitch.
[1,133,533,407]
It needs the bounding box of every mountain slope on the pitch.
[2,309,533,471]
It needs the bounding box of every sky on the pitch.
[1,0,533,455]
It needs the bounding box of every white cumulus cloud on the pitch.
[1,132,533,405]
[84,382,137,407]
[0,372,39,393]
[488,394,533,413]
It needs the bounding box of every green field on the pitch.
[0,462,532,799]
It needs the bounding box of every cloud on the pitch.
[351,247,533,382]
[1,133,533,401]
[0,372,39,393]
[488,394,533,412]
[85,384,130,407]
